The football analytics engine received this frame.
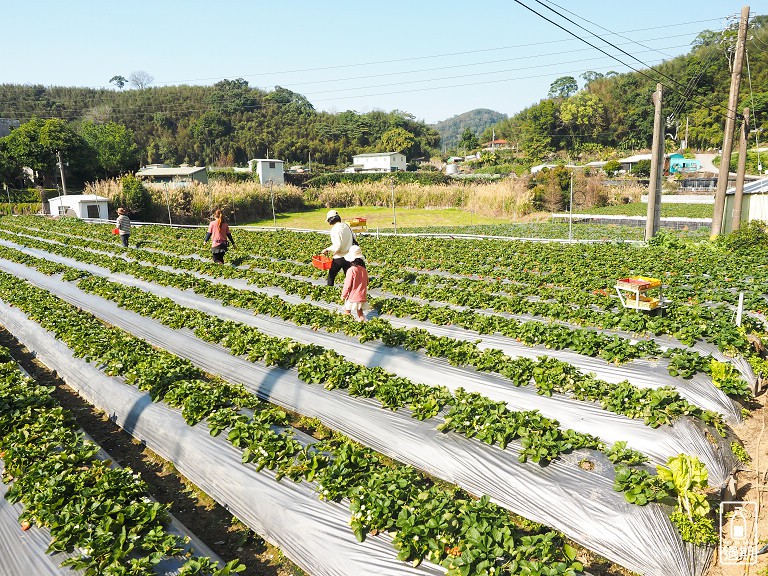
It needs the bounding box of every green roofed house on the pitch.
[136,164,208,188]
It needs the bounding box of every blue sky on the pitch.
[3,1,760,124]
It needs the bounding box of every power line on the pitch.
[2,61,664,121]
[0,35,697,108]
[539,0,679,60]
[302,48,685,97]
[147,17,726,88]
[517,0,735,120]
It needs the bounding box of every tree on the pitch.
[380,127,415,154]
[2,117,92,186]
[79,121,139,178]
[548,76,578,99]
[458,128,479,152]
[0,140,24,188]
[119,175,151,218]
[265,86,315,114]
[129,70,154,89]
[559,92,605,138]
[109,75,128,89]
[207,78,258,115]
[580,71,604,86]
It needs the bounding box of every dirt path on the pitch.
[707,393,768,576]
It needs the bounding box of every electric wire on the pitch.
[538,0,678,60]
[146,17,726,87]
[1,61,665,121]
[520,0,737,120]
[0,32,705,108]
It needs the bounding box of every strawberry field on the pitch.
[0,214,766,576]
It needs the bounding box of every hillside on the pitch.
[0,82,440,177]
[432,108,507,150]
[483,14,768,161]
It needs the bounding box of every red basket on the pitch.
[112,228,120,235]
[312,254,332,270]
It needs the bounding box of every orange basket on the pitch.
[312,254,332,270]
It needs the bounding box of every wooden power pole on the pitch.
[711,5,750,238]
[732,107,750,231]
[56,150,68,196]
[645,83,664,241]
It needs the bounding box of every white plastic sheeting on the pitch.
[0,259,714,576]
[0,457,223,576]
[0,233,752,400]
[0,460,85,576]
[0,243,739,485]
[0,302,444,576]
[0,374,223,576]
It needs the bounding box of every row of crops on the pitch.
[0,214,765,576]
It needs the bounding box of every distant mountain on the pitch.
[432,109,507,150]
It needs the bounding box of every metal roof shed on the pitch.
[48,194,109,219]
[136,165,208,187]
[722,177,768,233]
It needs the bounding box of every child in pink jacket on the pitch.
[341,245,368,322]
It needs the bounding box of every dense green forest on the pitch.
[432,108,508,150]
[0,82,440,187]
[1,14,766,189]
[483,14,768,161]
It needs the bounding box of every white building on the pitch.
[136,164,208,188]
[248,159,285,185]
[48,194,109,219]
[349,152,407,173]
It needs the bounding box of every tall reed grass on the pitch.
[85,175,636,223]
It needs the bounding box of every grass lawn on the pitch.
[580,202,714,218]
[241,206,505,230]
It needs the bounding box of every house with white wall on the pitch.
[247,159,285,185]
[348,152,407,173]
[48,194,109,219]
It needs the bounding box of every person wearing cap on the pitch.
[340,244,368,321]
[115,207,131,247]
[324,209,357,286]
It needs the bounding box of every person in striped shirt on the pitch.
[116,207,131,247]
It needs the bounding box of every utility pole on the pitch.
[712,5,750,238]
[645,83,664,242]
[732,107,749,231]
[56,150,68,195]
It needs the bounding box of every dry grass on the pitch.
[85,175,638,224]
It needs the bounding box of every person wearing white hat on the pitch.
[340,244,368,321]
[115,207,131,247]
[324,209,357,286]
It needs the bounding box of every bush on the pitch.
[632,159,652,177]
[603,160,621,176]
[208,169,256,184]
[119,175,152,219]
[716,220,768,252]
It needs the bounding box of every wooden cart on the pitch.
[614,276,663,311]
[346,217,367,233]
